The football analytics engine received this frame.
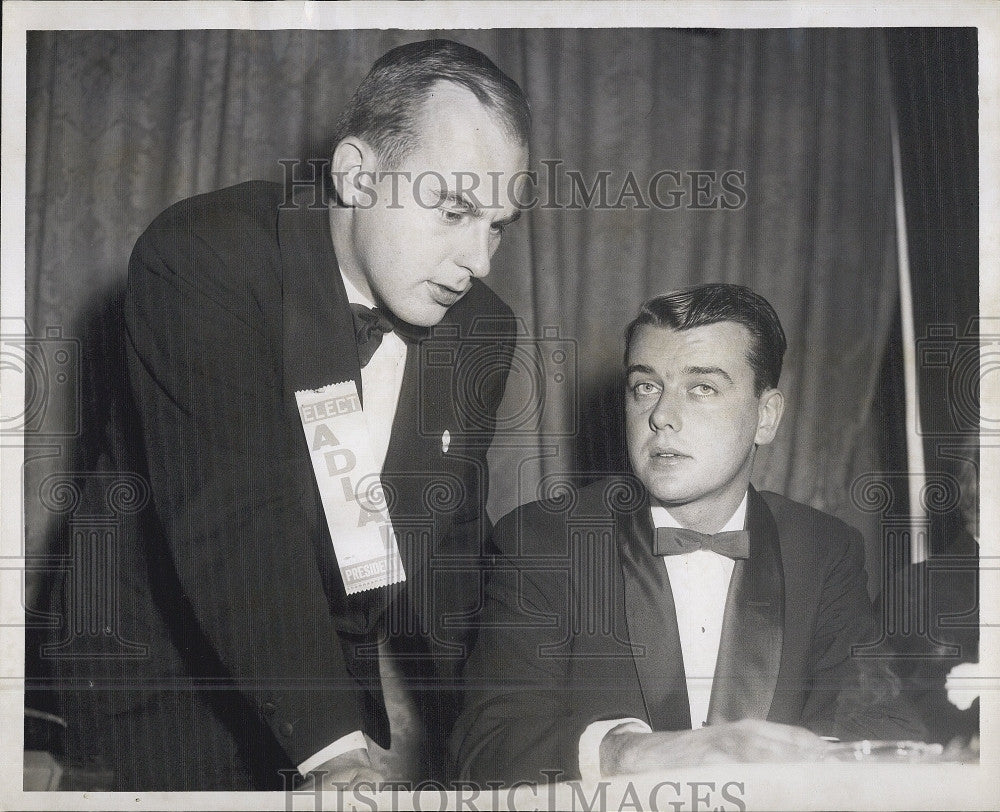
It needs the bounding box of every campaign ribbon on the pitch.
[295,380,405,594]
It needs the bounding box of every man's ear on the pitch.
[330,138,372,207]
[754,388,784,446]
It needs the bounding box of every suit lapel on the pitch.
[707,486,784,724]
[276,194,378,626]
[618,500,693,731]
[277,193,361,399]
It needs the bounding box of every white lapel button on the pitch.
[441,430,451,453]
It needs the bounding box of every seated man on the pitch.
[453,283,924,784]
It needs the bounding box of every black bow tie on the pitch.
[350,303,395,368]
[653,527,750,560]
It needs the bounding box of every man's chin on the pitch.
[648,494,688,509]
[406,311,448,328]
[392,300,451,328]
[643,481,695,510]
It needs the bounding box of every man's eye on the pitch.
[438,208,465,224]
[691,383,717,396]
[632,381,659,397]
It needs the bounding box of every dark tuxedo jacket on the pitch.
[453,477,924,784]
[50,181,516,788]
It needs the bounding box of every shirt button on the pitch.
[280,722,294,737]
[262,701,276,717]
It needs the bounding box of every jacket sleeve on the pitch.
[451,506,630,785]
[124,201,370,766]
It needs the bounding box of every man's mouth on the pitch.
[650,449,689,461]
[428,281,469,307]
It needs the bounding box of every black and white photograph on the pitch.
[2,2,996,810]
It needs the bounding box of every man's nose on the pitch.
[458,224,493,278]
[649,392,681,432]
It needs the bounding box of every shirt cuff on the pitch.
[578,718,651,784]
[297,730,368,776]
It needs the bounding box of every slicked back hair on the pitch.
[624,283,787,395]
[331,39,531,170]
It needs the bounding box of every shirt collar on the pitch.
[649,492,748,532]
[340,269,375,309]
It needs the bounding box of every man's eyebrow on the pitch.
[685,365,733,383]
[626,364,656,377]
[435,191,522,227]
[492,208,522,228]
[435,190,481,216]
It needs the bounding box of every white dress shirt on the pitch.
[339,273,408,471]
[578,494,748,783]
[297,272,408,776]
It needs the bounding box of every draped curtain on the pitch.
[886,29,979,549]
[24,28,899,602]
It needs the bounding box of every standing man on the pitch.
[51,39,529,790]
[454,284,924,784]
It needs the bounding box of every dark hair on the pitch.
[331,39,531,169]
[623,283,787,394]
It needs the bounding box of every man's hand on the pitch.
[600,719,832,777]
[300,748,384,790]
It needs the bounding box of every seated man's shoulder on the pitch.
[493,476,637,555]
[757,489,863,560]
